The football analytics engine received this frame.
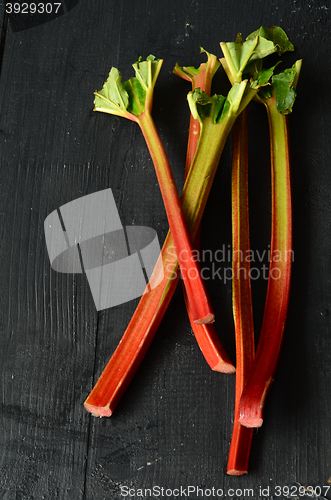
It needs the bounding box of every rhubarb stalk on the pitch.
[137,110,214,325]
[238,61,301,427]
[218,29,283,472]
[93,56,214,324]
[226,107,255,475]
[174,50,234,372]
[238,97,292,427]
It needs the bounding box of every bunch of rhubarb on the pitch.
[83,26,301,475]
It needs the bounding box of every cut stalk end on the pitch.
[194,313,215,325]
[184,287,235,372]
[227,468,248,476]
[238,416,263,428]
[212,360,236,374]
[84,402,112,418]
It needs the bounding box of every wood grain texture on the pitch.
[0,0,330,498]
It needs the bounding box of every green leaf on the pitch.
[221,33,277,82]
[133,55,163,90]
[247,35,278,63]
[94,67,129,115]
[214,95,227,123]
[272,66,298,114]
[225,37,259,73]
[248,26,294,56]
[188,80,248,124]
[250,61,281,88]
[94,56,163,118]
[173,63,200,79]
[257,65,276,86]
[227,80,248,115]
[123,77,146,115]
[189,89,215,121]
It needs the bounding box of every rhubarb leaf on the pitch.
[272,65,298,114]
[214,94,227,122]
[220,26,295,86]
[123,77,146,115]
[249,61,281,89]
[243,36,276,63]
[132,55,163,91]
[94,56,163,119]
[247,26,294,56]
[228,80,248,115]
[221,34,277,82]
[188,89,226,123]
[256,61,301,114]
[188,81,247,124]
[94,67,130,116]
[225,38,256,73]
[188,89,216,122]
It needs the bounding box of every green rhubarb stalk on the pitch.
[94,56,214,324]
[182,82,251,226]
[84,78,252,417]
[238,59,302,427]
[174,50,234,372]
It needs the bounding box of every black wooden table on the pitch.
[0,0,330,498]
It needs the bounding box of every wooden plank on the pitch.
[0,0,330,497]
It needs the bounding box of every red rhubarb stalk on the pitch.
[137,110,214,324]
[174,51,235,373]
[238,94,293,428]
[93,56,214,324]
[84,79,251,417]
[226,106,255,475]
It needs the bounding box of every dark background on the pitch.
[0,0,330,498]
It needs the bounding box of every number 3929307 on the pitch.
[5,3,62,14]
